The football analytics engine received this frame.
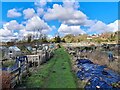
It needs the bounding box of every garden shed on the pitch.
[7,46,21,58]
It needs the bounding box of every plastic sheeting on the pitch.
[9,46,21,51]
[77,59,93,64]
[1,56,28,71]
[85,77,113,89]
[49,44,54,49]
[76,59,120,89]
[1,63,18,71]
[26,46,33,51]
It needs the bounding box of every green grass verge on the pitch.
[43,48,77,88]
[20,47,77,88]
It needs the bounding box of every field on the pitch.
[17,47,77,88]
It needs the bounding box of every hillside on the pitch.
[62,31,119,44]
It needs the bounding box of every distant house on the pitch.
[87,34,98,40]
[87,36,92,40]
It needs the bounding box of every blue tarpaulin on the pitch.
[76,59,120,89]
[77,59,93,64]
[1,56,28,71]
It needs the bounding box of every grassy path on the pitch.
[20,47,77,88]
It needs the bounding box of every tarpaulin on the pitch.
[76,59,120,89]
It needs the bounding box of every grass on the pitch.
[2,60,16,68]
[19,47,77,88]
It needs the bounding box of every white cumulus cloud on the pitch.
[58,24,86,35]
[0,28,12,37]
[43,4,94,26]
[34,0,47,7]
[107,20,119,32]
[7,8,21,18]
[25,15,51,33]
[0,20,24,41]
[23,8,35,19]
[37,8,44,16]
[87,20,119,34]
[3,20,24,31]
[63,0,80,9]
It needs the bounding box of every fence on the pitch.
[1,46,54,88]
[1,56,29,88]
[27,50,54,67]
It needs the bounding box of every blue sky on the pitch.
[0,1,119,41]
[2,2,118,24]
[80,2,118,24]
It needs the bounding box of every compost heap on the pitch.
[76,59,120,89]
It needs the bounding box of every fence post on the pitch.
[18,60,22,84]
[38,55,40,67]
[25,56,29,76]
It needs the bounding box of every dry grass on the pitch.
[82,50,120,74]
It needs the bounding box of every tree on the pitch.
[63,34,74,43]
[61,38,66,43]
[7,41,14,46]
[27,34,32,43]
[54,36,61,43]
[41,34,48,43]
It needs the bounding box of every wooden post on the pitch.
[18,60,22,84]
[7,67,10,73]
[25,56,29,76]
[32,56,34,67]
[38,56,40,67]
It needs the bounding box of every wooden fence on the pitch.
[2,56,29,88]
[2,49,54,88]
[27,50,53,67]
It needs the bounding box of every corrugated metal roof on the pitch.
[9,46,21,51]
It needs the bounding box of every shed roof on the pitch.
[9,46,21,51]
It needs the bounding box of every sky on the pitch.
[0,0,119,42]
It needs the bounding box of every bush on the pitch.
[57,44,61,48]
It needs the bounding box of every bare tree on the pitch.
[27,34,32,43]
